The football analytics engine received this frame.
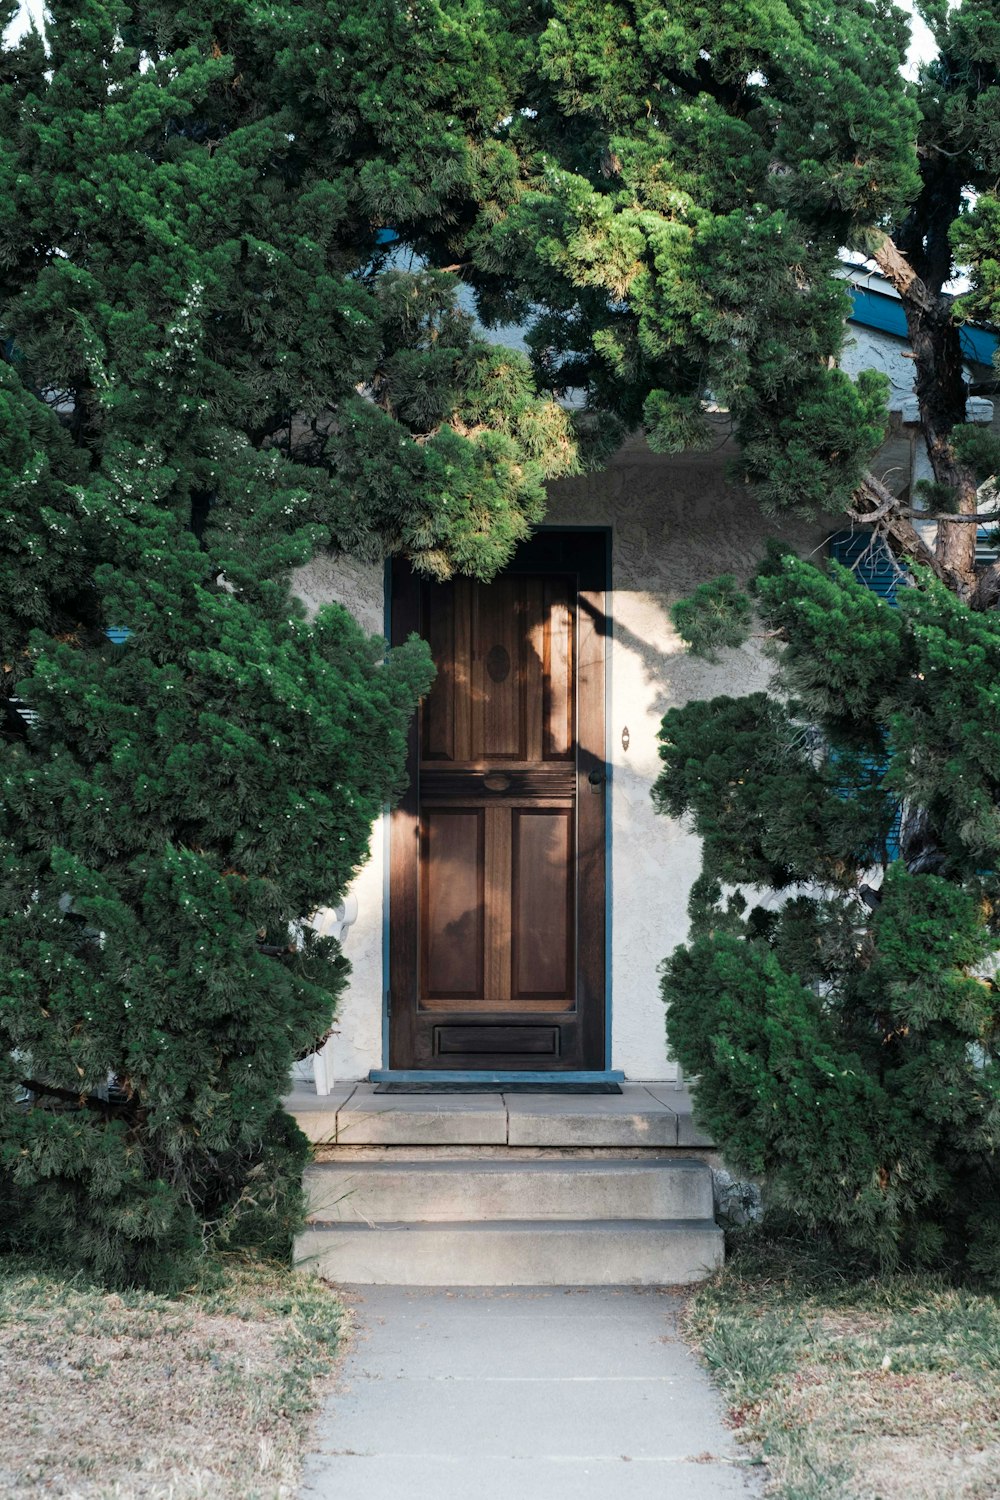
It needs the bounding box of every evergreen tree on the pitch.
[0,0,578,583]
[466,1,1000,596]
[471,0,919,513]
[656,555,1000,1271]
[0,365,434,1288]
[0,0,573,1285]
[568,1,1000,1265]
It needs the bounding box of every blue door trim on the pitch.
[369,1068,625,1086]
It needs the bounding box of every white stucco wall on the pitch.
[839,321,919,409]
[544,430,827,1079]
[290,552,388,1084]
[291,432,828,1083]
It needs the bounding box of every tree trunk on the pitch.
[873,237,981,598]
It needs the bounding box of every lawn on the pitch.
[686,1230,1000,1499]
[0,1256,344,1499]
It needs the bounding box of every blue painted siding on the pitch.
[828,528,903,604]
[849,285,998,369]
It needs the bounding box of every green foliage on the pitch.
[656,688,897,889]
[657,557,1000,1271]
[0,1,487,1288]
[0,471,433,1288]
[950,424,1000,484]
[670,575,752,660]
[0,1,577,583]
[470,0,916,513]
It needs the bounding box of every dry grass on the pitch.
[0,1256,345,1499]
[686,1231,1000,1499]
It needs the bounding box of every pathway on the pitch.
[299,1284,761,1500]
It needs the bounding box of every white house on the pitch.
[293,267,999,1092]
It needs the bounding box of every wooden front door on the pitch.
[389,531,608,1072]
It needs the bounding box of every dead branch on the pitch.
[21,1077,142,1120]
[871,235,934,313]
[850,470,950,582]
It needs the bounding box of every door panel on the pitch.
[421,809,484,999]
[543,578,574,759]
[390,531,607,1071]
[474,578,524,760]
[512,809,573,1000]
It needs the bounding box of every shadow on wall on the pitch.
[548,437,833,727]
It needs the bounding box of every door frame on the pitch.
[372,527,620,1084]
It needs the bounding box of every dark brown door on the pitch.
[389,531,608,1071]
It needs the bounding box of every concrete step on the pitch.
[304,1157,713,1224]
[285,1082,714,1149]
[295,1218,724,1287]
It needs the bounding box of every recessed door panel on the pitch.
[473,577,524,760]
[421,810,484,999]
[513,809,573,1001]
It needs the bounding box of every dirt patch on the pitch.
[0,1259,345,1499]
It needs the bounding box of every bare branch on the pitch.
[21,1077,141,1120]
[909,513,1000,524]
[849,471,951,584]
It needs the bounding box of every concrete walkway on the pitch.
[299,1285,760,1500]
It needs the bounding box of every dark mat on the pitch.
[373,1082,623,1095]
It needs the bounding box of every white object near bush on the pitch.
[306,895,359,1095]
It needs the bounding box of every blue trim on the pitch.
[370,1069,626,1086]
[602,529,614,1072]
[849,285,998,368]
[381,558,393,1071]
[960,324,999,369]
[849,285,907,339]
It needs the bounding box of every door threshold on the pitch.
[369,1069,625,1094]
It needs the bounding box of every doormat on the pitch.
[373,1082,623,1095]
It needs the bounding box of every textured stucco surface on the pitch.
[544,429,828,1079]
[290,552,387,1085]
[292,432,829,1083]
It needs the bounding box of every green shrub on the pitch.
[657,556,1000,1274]
[0,482,431,1290]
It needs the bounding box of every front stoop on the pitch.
[287,1084,722,1287]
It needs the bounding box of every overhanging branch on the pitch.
[850,470,950,583]
[21,1077,142,1121]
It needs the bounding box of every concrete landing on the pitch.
[287,1081,714,1150]
[298,1285,760,1500]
